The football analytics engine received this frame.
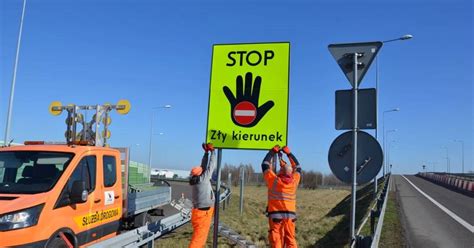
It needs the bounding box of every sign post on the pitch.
[212,149,222,248]
[207,42,290,248]
[350,52,359,240]
[328,41,383,243]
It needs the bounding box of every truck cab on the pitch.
[0,144,170,247]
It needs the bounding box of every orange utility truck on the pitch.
[0,101,172,247]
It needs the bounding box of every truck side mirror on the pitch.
[70,180,88,204]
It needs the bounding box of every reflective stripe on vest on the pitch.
[268,178,296,200]
[268,177,297,206]
[268,211,297,219]
[268,195,295,201]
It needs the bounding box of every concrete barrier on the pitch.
[417,173,474,195]
[469,182,474,192]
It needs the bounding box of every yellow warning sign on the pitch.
[73,207,121,228]
[206,42,290,149]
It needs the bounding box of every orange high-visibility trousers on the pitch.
[268,218,297,248]
[189,207,214,248]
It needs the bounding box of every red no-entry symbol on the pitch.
[234,101,256,126]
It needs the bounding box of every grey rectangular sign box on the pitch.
[336,88,377,130]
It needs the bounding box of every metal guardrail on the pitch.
[351,174,391,248]
[166,183,257,248]
[89,181,232,248]
[217,224,257,248]
[214,186,259,247]
[370,175,391,248]
[88,211,191,248]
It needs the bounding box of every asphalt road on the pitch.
[392,175,474,248]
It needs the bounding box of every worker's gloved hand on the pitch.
[282,146,291,155]
[271,145,281,154]
[206,143,215,152]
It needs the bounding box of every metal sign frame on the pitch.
[206,42,290,150]
[328,42,382,87]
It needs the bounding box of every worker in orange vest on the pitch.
[262,145,301,248]
[188,143,216,248]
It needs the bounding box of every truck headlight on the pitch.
[0,204,44,231]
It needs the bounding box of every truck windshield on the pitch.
[0,151,74,194]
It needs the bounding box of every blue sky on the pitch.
[1,0,472,175]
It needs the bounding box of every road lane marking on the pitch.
[401,175,474,233]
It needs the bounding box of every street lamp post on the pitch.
[454,140,464,173]
[429,161,438,173]
[128,143,139,164]
[376,34,413,143]
[441,146,450,173]
[383,110,399,176]
[387,140,396,173]
[384,129,397,175]
[148,105,171,181]
[4,0,27,145]
[382,34,413,44]
[129,143,140,151]
[373,34,412,196]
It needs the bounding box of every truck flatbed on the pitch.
[127,183,171,216]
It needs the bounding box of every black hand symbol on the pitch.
[223,72,274,127]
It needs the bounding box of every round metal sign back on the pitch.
[328,130,383,184]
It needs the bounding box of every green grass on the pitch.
[155,185,350,247]
[379,192,405,248]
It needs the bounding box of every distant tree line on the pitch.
[220,163,346,189]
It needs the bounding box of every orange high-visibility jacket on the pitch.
[262,151,301,219]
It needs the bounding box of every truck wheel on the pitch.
[150,208,164,216]
[133,212,152,227]
[47,237,68,248]
[156,209,164,216]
